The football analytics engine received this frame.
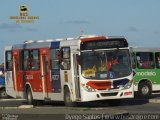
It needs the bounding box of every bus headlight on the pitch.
[123,80,133,89]
[82,84,95,92]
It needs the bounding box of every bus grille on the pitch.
[100,92,118,97]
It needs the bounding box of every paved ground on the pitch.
[0,102,129,120]
[0,94,160,120]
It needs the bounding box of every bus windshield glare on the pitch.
[81,49,131,79]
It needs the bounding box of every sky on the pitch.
[0,0,160,63]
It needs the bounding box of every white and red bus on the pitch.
[5,35,133,106]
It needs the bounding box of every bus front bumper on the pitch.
[80,88,134,102]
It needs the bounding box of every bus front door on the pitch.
[73,54,81,100]
[12,51,24,98]
[41,55,49,99]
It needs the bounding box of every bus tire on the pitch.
[26,88,37,105]
[107,99,121,106]
[64,87,75,107]
[138,81,152,98]
[0,88,8,99]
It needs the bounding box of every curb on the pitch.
[0,105,34,109]
[0,99,26,102]
[18,105,34,108]
[149,98,160,103]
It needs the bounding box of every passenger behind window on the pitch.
[156,54,160,68]
[142,61,151,68]
[136,56,142,68]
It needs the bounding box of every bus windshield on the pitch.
[81,49,131,79]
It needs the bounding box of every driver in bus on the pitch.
[107,56,119,71]
[106,56,120,79]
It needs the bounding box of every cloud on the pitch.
[62,20,90,24]
[0,22,37,32]
[128,26,139,32]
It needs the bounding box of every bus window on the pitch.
[155,52,160,68]
[136,52,154,69]
[5,51,12,70]
[30,49,40,70]
[50,49,60,69]
[22,50,30,70]
[61,47,70,70]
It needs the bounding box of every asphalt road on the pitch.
[0,94,160,120]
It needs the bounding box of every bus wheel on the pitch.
[107,99,121,106]
[0,88,7,99]
[138,82,152,98]
[27,88,36,105]
[64,87,75,107]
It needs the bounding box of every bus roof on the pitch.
[80,35,126,42]
[7,35,128,50]
[132,47,160,52]
[12,42,51,50]
[5,45,12,51]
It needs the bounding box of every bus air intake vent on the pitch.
[100,92,118,97]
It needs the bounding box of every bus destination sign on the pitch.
[80,38,128,50]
